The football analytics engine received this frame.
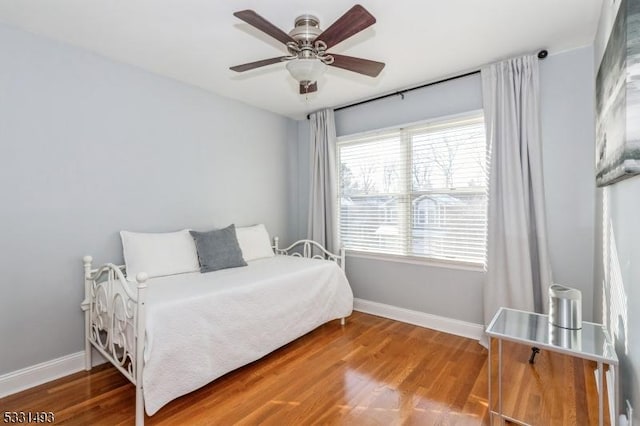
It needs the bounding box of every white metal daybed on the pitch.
[80,238,353,425]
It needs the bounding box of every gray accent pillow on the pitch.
[189,224,248,273]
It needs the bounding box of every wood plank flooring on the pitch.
[488,340,609,426]
[0,312,606,425]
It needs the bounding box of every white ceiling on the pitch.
[0,1,603,119]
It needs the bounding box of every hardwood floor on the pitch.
[488,340,610,426]
[0,312,606,425]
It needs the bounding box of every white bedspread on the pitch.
[141,255,353,415]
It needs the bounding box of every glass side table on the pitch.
[486,307,618,426]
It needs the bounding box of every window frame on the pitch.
[336,110,488,270]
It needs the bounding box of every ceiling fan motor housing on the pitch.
[289,15,322,55]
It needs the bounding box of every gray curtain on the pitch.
[308,108,338,253]
[481,55,553,328]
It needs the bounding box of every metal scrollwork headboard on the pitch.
[272,237,345,270]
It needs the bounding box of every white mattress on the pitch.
[140,255,353,415]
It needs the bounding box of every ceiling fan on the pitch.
[230,5,385,94]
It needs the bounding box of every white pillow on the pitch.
[235,224,274,262]
[120,229,200,279]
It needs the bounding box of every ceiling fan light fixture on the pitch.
[286,58,326,85]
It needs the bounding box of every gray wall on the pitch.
[594,0,640,421]
[0,24,296,375]
[296,46,597,325]
[540,46,596,322]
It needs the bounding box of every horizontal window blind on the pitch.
[338,113,488,265]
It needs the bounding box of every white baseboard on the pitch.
[0,349,106,399]
[353,298,484,341]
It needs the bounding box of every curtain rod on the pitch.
[306,49,548,119]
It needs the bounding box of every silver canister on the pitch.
[548,284,582,330]
[549,325,582,349]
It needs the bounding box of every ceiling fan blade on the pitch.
[230,57,288,72]
[314,5,376,49]
[234,10,296,45]
[300,82,318,94]
[328,54,385,77]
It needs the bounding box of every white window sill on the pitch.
[345,250,486,272]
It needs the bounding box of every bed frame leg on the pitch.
[135,272,149,426]
[340,317,346,326]
[82,256,93,371]
[136,385,144,426]
[84,338,92,371]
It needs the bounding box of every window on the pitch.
[337,112,488,265]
